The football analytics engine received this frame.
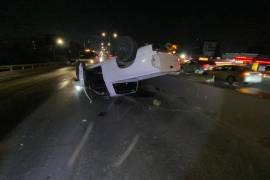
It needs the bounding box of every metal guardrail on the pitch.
[0,62,67,72]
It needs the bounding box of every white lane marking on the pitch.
[67,122,94,167]
[58,80,70,90]
[113,134,140,168]
[83,88,93,104]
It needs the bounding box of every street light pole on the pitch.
[101,32,118,53]
[53,37,65,61]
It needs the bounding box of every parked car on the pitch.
[75,50,99,79]
[262,65,270,78]
[209,65,262,84]
[181,60,215,75]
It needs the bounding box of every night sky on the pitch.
[1,0,270,52]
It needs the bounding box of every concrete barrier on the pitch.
[0,62,67,73]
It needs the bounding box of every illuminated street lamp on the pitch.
[113,33,118,39]
[53,37,65,60]
[56,38,64,46]
[101,32,118,53]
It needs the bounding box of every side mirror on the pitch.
[112,36,138,68]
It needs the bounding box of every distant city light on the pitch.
[56,38,64,46]
[100,58,104,63]
[113,33,118,38]
[171,44,178,50]
[101,32,106,37]
[180,53,186,59]
[107,42,111,46]
[85,49,91,52]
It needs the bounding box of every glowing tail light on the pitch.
[243,72,251,76]
[203,64,209,70]
[255,60,270,65]
[235,56,253,63]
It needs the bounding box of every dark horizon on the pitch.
[1,1,270,52]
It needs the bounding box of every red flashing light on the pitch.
[235,56,253,63]
[255,60,270,65]
[203,64,209,68]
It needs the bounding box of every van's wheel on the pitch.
[112,36,137,68]
[75,62,78,81]
[226,76,235,85]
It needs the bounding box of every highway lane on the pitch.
[1,68,270,179]
[0,67,75,138]
[181,74,270,99]
[0,67,66,83]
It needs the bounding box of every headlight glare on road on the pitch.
[243,72,251,76]
[75,85,82,91]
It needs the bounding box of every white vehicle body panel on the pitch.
[88,45,180,97]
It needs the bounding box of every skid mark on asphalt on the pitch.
[113,134,140,168]
[67,121,94,167]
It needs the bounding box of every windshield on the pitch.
[1,1,270,180]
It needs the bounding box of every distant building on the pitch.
[0,34,70,65]
[202,41,220,57]
[191,40,220,58]
[222,53,258,61]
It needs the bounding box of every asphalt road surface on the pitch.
[1,67,270,180]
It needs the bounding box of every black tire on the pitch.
[112,36,137,68]
[226,76,235,85]
[75,61,80,81]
